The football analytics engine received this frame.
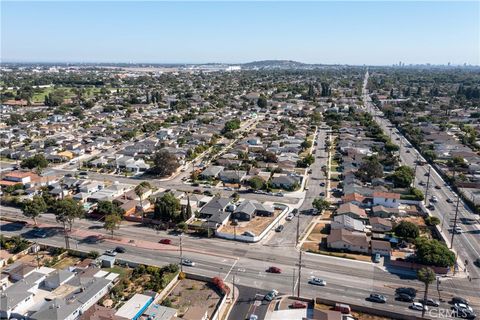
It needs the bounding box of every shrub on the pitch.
[87,250,99,259]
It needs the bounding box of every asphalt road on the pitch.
[362,70,480,281]
[228,285,270,320]
[1,218,478,317]
[263,127,329,247]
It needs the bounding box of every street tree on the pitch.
[150,149,180,177]
[356,156,383,182]
[257,95,267,108]
[52,198,85,232]
[312,198,330,213]
[104,213,122,238]
[390,165,415,188]
[21,195,47,225]
[417,267,436,317]
[415,238,456,268]
[96,200,124,217]
[21,154,48,170]
[248,177,265,190]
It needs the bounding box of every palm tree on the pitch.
[134,182,152,223]
[417,267,436,317]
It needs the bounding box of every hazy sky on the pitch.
[1,1,479,65]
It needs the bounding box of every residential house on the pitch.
[199,197,232,227]
[327,228,369,254]
[373,191,400,208]
[200,165,224,179]
[270,174,301,190]
[233,200,274,221]
[369,217,393,233]
[335,203,368,220]
[371,205,400,218]
[218,170,246,184]
[331,215,365,232]
[371,239,392,256]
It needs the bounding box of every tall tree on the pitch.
[22,196,47,225]
[154,192,181,223]
[134,182,152,223]
[417,267,436,318]
[104,213,122,238]
[150,149,180,177]
[52,198,85,231]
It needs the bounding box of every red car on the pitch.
[290,301,307,309]
[159,239,172,245]
[267,266,282,274]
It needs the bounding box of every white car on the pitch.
[104,249,117,257]
[181,259,196,267]
[431,196,438,202]
[249,315,258,320]
[285,214,294,221]
[410,302,428,311]
[309,277,327,286]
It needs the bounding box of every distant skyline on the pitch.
[1,1,479,66]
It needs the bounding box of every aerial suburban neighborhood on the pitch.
[1,1,480,320]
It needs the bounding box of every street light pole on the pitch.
[296,213,300,247]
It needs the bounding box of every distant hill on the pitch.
[242,60,307,69]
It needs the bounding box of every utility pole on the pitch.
[292,268,296,296]
[424,166,431,206]
[413,154,419,185]
[450,194,461,249]
[232,273,236,301]
[179,235,183,272]
[296,213,300,247]
[296,250,303,297]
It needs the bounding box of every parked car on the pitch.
[447,198,454,203]
[452,303,476,319]
[249,315,258,320]
[319,192,325,197]
[31,228,47,238]
[396,293,414,302]
[320,182,325,187]
[451,297,469,305]
[418,298,439,307]
[309,277,326,286]
[334,303,351,314]
[181,259,195,267]
[292,209,299,216]
[275,225,284,232]
[285,214,294,221]
[266,266,282,274]
[104,249,117,257]
[367,293,386,303]
[452,304,477,319]
[431,195,438,202]
[474,258,480,268]
[419,181,426,186]
[427,204,435,210]
[290,301,307,309]
[396,287,417,297]
[242,231,255,237]
[115,246,126,253]
[410,302,428,311]
[159,239,172,245]
[435,185,441,189]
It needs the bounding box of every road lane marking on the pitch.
[224,258,238,280]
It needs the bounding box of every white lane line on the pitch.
[223,258,238,280]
